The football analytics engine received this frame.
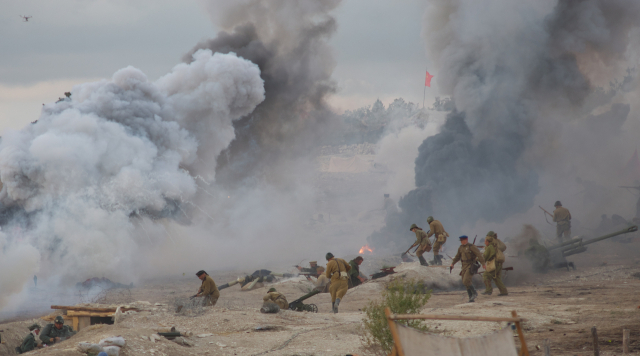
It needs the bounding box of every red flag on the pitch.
[425,71,434,87]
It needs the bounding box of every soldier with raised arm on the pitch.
[552,201,572,241]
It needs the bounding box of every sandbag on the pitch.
[99,336,126,347]
[102,345,121,356]
[77,342,104,353]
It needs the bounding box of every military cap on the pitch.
[410,223,418,231]
[427,216,434,223]
[309,261,317,265]
[486,231,497,237]
[485,236,494,243]
[317,266,325,271]
[28,323,41,331]
[268,288,276,292]
[196,270,206,276]
[459,235,469,240]
[54,316,64,324]
[554,201,562,207]
[325,252,334,260]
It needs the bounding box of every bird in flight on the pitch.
[20,15,32,22]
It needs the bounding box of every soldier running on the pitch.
[426,216,449,265]
[325,252,351,313]
[553,201,572,241]
[409,223,432,266]
[481,235,508,296]
[450,235,486,303]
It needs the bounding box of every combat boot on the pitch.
[418,255,428,266]
[436,255,443,265]
[466,287,474,303]
[333,298,341,313]
[470,285,478,302]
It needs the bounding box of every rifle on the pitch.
[189,294,198,299]
[539,206,554,225]
[503,267,513,271]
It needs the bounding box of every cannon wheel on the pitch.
[308,304,318,313]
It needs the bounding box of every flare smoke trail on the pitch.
[369,0,640,249]
[0,50,264,309]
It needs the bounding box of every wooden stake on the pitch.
[512,310,529,356]
[591,326,600,356]
[623,329,630,354]
[543,338,551,356]
[385,307,404,356]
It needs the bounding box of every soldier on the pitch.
[40,316,76,346]
[325,252,351,313]
[426,216,449,265]
[195,270,220,307]
[18,324,42,353]
[409,224,432,266]
[348,256,366,288]
[263,287,289,310]
[487,231,507,253]
[297,261,318,274]
[552,201,571,241]
[481,236,508,296]
[450,235,486,303]
[314,266,330,292]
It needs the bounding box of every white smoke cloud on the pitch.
[0,49,264,309]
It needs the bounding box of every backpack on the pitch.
[496,238,507,252]
[496,247,506,263]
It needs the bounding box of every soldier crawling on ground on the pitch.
[40,316,76,346]
[263,287,289,310]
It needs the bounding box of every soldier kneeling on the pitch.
[263,288,289,310]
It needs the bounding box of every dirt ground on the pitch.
[1,237,639,356]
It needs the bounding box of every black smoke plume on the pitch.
[369,0,640,250]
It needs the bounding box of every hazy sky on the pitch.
[0,0,432,133]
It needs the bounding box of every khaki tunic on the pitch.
[428,220,448,256]
[553,206,572,239]
[198,275,220,306]
[451,244,485,287]
[326,258,351,302]
[482,244,507,294]
[263,292,289,310]
[413,229,431,257]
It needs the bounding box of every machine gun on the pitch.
[288,290,320,313]
[542,225,638,271]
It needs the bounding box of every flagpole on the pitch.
[423,65,428,109]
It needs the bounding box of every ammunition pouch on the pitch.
[469,261,480,275]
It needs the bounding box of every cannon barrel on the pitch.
[290,289,321,304]
[556,225,638,257]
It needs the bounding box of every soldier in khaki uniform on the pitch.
[450,235,486,303]
[481,235,508,296]
[195,270,220,307]
[552,201,571,241]
[263,288,289,310]
[325,252,351,313]
[426,216,449,265]
[409,224,432,266]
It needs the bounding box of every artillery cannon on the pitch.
[526,225,638,272]
[288,289,320,312]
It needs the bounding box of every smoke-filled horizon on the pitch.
[368,0,640,251]
[1,0,639,314]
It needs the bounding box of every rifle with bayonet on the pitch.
[539,205,554,225]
